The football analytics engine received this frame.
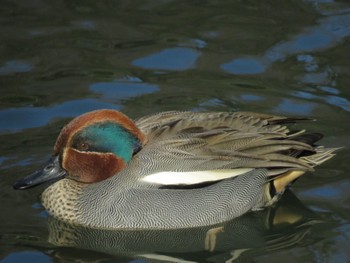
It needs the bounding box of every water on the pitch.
[0,0,349,262]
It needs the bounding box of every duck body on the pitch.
[14,110,337,229]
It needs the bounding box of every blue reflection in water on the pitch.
[292,91,318,100]
[319,86,339,95]
[294,50,350,112]
[195,98,225,110]
[221,57,266,75]
[264,13,350,63]
[32,202,44,209]
[302,72,329,84]
[0,156,10,165]
[90,81,159,99]
[132,47,201,71]
[326,95,350,112]
[71,20,96,30]
[0,99,121,133]
[306,0,350,16]
[221,13,350,75]
[328,224,350,263]
[278,29,333,54]
[309,186,339,198]
[297,54,319,71]
[179,38,207,49]
[240,94,265,101]
[191,38,207,48]
[1,158,36,169]
[300,181,350,200]
[292,90,350,112]
[220,11,350,113]
[2,251,51,263]
[274,98,316,115]
[0,60,33,75]
[0,78,160,133]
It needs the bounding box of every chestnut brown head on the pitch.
[14,109,146,189]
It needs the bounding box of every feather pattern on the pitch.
[128,111,321,186]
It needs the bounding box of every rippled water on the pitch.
[1,1,350,262]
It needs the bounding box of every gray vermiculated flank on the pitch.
[78,169,267,229]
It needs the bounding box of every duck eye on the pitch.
[77,142,89,151]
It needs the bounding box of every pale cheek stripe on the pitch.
[141,168,253,185]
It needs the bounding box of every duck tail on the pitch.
[272,170,305,195]
[272,146,339,194]
[267,130,340,203]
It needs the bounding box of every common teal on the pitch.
[14,110,337,229]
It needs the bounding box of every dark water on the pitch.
[1,0,350,262]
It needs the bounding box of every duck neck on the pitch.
[41,179,85,224]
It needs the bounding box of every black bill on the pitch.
[13,155,67,190]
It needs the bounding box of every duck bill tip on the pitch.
[13,156,66,190]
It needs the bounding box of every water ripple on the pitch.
[132,47,201,71]
[0,60,33,75]
[0,77,160,133]
[2,251,51,263]
[273,98,316,115]
[0,99,121,133]
[221,12,350,75]
[90,80,159,100]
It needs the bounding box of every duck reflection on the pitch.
[47,190,321,263]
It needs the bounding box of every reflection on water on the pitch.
[1,0,350,262]
[45,191,321,262]
[307,0,350,16]
[0,78,159,133]
[300,179,350,203]
[0,99,120,133]
[273,98,317,115]
[90,79,159,100]
[220,8,350,113]
[2,252,51,263]
[0,60,33,75]
[221,57,266,75]
[292,90,350,112]
[222,13,350,75]
[264,14,350,59]
[132,47,201,71]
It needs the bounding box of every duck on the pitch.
[13,109,337,230]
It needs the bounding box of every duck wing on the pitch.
[136,111,298,137]
[133,112,335,187]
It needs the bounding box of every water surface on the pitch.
[1,1,349,262]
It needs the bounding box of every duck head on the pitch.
[13,109,146,190]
